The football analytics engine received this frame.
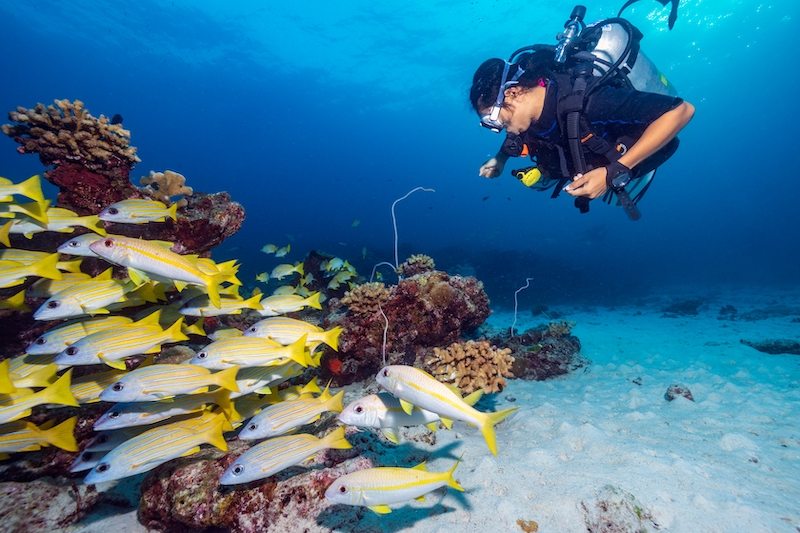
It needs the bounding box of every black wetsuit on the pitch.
[509,75,684,182]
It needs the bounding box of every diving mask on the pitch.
[479,61,525,133]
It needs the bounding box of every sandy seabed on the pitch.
[65,284,800,533]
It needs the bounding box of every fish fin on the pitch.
[381,427,401,444]
[462,389,484,406]
[323,326,343,351]
[424,422,439,432]
[89,307,110,315]
[0,290,29,313]
[57,258,83,274]
[399,399,415,416]
[480,406,520,456]
[328,390,345,413]
[133,309,162,328]
[42,416,78,451]
[142,346,161,354]
[305,291,323,310]
[411,462,427,471]
[214,366,240,393]
[203,415,229,452]
[179,446,201,458]
[0,453,9,461]
[17,175,45,204]
[0,221,11,247]
[14,363,58,388]
[98,354,127,371]
[368,505,392,515]
[167,203,178,221]
[94,268,113,281]
[243,293,263,311]
[32,253,63,281]
[127,267,150,287]
[0,359,16,394]
[440,417,453,430]
[182,320,206,337]
[173,280,188,292]
[322,426,352,450]
[42,369,79,407]
[254,385,271,395]
[446,453,465,491]
[299,379,321,396]
[415,495,425,502]
[82,215,106,236]
[286,334,309,367]
[165,317,190,343]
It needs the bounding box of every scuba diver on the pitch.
[471,2,694,220]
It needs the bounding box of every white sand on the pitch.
[66,285,800,532]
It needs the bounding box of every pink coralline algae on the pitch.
[323,270,491,385]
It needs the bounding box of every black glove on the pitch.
[605,160,632,190]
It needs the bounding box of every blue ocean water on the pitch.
[0,0,797,309]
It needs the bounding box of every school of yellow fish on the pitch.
[0,175,518,515]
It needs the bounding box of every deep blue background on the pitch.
[1,0,797,308]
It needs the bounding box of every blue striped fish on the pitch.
[99,364,239,402]
[238,386,344,440]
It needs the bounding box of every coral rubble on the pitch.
[426,340,514,394]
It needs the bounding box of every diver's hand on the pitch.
[563,167,608,199]
[479,157,505,179]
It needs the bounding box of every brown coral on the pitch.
[426,340,514,394]
[547,319,576,338]
[340,282,390,316]
[396,254,435,278]
[140,170,193,207]
[2,99,140,175]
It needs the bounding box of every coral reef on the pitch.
[140,170,193,207]
[0,477,101,532]
[425,340,514,394]
[490,321,587,381]
[324,270,491,386]
[740,338,800,356]
[546,319,576,338]
[340,282,390,317]
[396,254,435,278]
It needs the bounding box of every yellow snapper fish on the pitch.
[237,385,344,440]
[0,359,16,394]
[257,292,322,317]
[33,276,138,320]
[26,315,135,355]
[374,365,518,456]
[6,353,58,389]
[0,290,29,312]
[208,328,243,341]
[69,356,154,404]
[0,249,81,273]
[53,318,188,370]
[8,207,106,238]
[0,253,62,289]
[324,457,464,514]
[274,244,290,257]
[179,293,263,317]
[270,262,304,280]
[243,317,342,351]
[98,199,178,224]
[99,364,239,402]
[230,360,307,399]
[83,412,229,484]
[190,335,309,370]
[0,416,78,460]
[271,285,297,296]
[0,370,78,424]
[0,175,46,204]
[93,388,237,430]
[260,244,278,254]
[88,236,229,308]
[25,268,111,299]
[255,272,269,283]
[0,199,50,224]
[220,426,352,485]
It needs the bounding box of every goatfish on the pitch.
[0,253,62,289]
[243,317,342,351]
[190,335,309,370]
[237,385,344,440]
[53,318,188,370]
[220,426,352,485]
[93,388,237,430]
[83,412,229,484]
[179,293,263,317]
[88,236,229,308]
[0,370,78,424]
[26,315,134,355]
[325,456,464,514]
[33,277,138,321]
[98,199,178,224]
[375,365,518,456]
[99,364,239,402]
[257,292,322,317]
[270,262,304,280]
[0,417,78,460]
[0,175,45,204]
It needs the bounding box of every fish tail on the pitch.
[0,359,16,394]
[480,406,519,456]
[305,291,323,310]
[214,366,240,393]
[203,414,229,452]
[41,416,78,451]
[323,326,343,351]
[17,175,45,204]
[321,426,352,450]
[81,215,106,236]
[42,369,79,408]
[327,390,345,413]
[58,258,83,274]
[243,294,263,311]
[204,276,223,309]
[295,263,305,276]
[0,290,29,313]
[182,319,206,337]
[444,454,465,491]
[32,253,63,281]
[165,317,190,343]
[0,220,11,247]
[167,202,178,221]
[287,334,309,367]
[213,389,241,423]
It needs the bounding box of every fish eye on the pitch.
[34,337,47,345]
[248,326,257,333]
[82,451,95,460]
[232,464,244,476]
[337,485,348,494]
[47,301,60,309]
[196,352,207,359]
[108,207,118,215]
[111,382,124,392]
[68,241,79,247]
[97,435,109,444]
[248,423,257,431]
[65,346,78,356]
[96,463,110,472]
[108,411,120,419]
[382,369,389,377]
[103,239,114,247]
[354,405,364,414]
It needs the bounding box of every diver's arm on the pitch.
[564,101,695,199]
[479,151,510,179]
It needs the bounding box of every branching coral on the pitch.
[340,282,390,316]
[396,254,435,278]
[426,340,514,394]
[2,99,140,175]
[140,170,193,207]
